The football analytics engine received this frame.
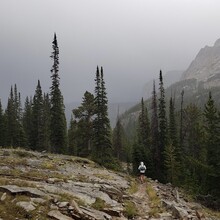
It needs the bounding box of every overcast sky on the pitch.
[1,0,220,106]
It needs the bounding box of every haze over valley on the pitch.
[1,0,220,109]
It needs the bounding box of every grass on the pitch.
[0,193,50,220]
[91,197,107,210]
[124,200,138,218]
[127,178,138,194]
[40,160,57,170]
[13,149,36,158]
[58,192,86,207]
[0,177,36,188]
[94,173,115,180]
[146,184,163,217]
[0,156,27,167]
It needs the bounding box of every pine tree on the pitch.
[72,91,95,157]
[50,33,67,154]
[182,104,206,191]
[203,92,220,197]
[165,97,180,184]
[23,96,33,149]
[93,66,113,167]
[68,116,77,155]
[42,93,51,152]
[5,85,26,147]
[151,80,160,179]
[168,97,178,148]
[179,90,184,150]
[31,80,45,151]
[158,70,167,181]
[0,100,5,146]
[136,98,152,176]
[112,113,127,161]
[164,140,180,184]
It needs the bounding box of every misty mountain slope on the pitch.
[120,38,220,133]
[181,38,220,88]
[142,70,183,100]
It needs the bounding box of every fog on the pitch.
[1,0,220,106]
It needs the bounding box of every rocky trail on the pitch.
[0,148,219,220]
[133,182,150,219]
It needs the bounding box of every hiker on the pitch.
[138,161,146,183]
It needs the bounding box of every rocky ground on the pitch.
[0,148,219,220]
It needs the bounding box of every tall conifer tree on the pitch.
[50,33,67,154]
[136,98,152,176]
[93,66,113,166]
[42,93,51,151]
[72,91,95,157]
[0,100,5,146]
[23,96,33,148]
[204,92,220,197]
[31,80,45,151]
[158,70,167,181]
[151,80,160,179]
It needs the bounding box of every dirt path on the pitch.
[133,181,150,219]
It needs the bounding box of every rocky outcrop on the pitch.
[0,148,219,220]
[181,38,220,89]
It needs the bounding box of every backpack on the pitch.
[139,165,146,171]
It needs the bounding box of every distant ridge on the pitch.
[181,38,220,88]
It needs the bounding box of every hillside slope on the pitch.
[121,38,220,129]
[181,38,220,88]
[0,148,219,220]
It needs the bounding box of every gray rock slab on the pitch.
[47,210,73,220]
[0,185,46,198]
[80,206,112,220]
[16,201,36,212]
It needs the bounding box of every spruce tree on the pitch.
[151,80,160,179]
[165,96,180,184]
[23,96,33,149]
[168,97,178,148]
[72,91,95,157]
[179,90,184,150]
[136,98,152,176]
[31,80,45,151]
[182,104,206,191]
[158,70,167,181]
[50,33,67,154]
[68,116,77,155]
[93,66,113,166]
[42,93,51,152]
[112,113,127,161]
[0,100,5,146]
[5,85,26,147]
[203,92,220,197]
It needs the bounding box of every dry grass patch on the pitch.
[94,173,115,180]
[127,178,138,194]
[0,156,27,167]
[146,184,163,217]
[40,160,57,170]
[124,200,138,219]
[0,193,50,220]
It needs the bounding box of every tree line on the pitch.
[0,34,115,168]
[130,70,220,208]
[0,34,219,208]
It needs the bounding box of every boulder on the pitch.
[0,185,45,198]
[16,201,36,212]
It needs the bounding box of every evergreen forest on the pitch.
[0,34,219,209]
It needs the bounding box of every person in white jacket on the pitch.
[138,161,146,183]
